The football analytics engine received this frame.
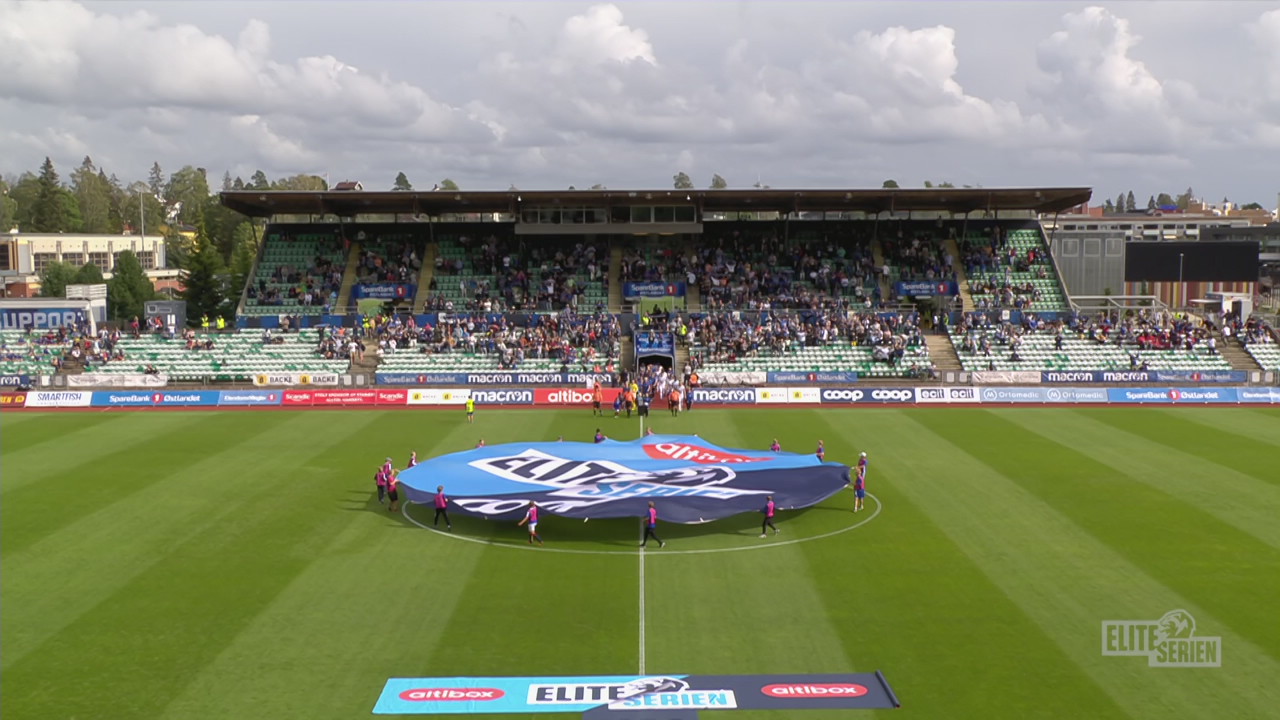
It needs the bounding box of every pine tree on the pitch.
[393,172,413,191]
[250,170,270,190]
[1125,191,1137,213]
[179,210,228,323]
[33,157,73,232]
[148,162,165,201]
[1147,195,1156,211]
[1115,193,1125,213]
[107,250,156,321]
[1103,199,1115,214]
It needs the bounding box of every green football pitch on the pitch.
[2,406,1278,719]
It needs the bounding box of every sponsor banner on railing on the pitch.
[623,281,686,299]
[788,387,821,403]
[1238,387,1280,404]
[0,392,27,408]
[895,280,959,297]
[67,374,169,388]
[755,387,790,404]
[533,387,622,406]
[819,388,914,404]
[1042,370,1153,383]
[1106,387,1240,404]
[1151,370,1248,383]
[470,389,533,405]
[635,333,675,356]
[971,371,1041,385]
[690,388,758,404]
[252,372,340,387]
[766,371,860,384]
[376,389,408,405]
[407,388,471,406]
[0,374,31,387]
[352,283,416,300]
[25,390,93,408]
[283,389,379,406]
[1042,387,1109,403]
[980,387,1052,403]
[915,386,981,404]
[91,391,221,407]
[697,371,767,386]
[377,372,602,386]
[218,390,283,405]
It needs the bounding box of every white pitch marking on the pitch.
[638,517,647,674]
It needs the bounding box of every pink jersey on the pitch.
[765,500,775,517]
[647,507,658,526]
[770,441,781,452]
[526,506,539,524]
[434,492,447,509]
[408,453,418,468]
[375,470,387,487]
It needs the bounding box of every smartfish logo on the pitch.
[1102,610,1221,667]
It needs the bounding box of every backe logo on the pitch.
[1102,610,1221,667]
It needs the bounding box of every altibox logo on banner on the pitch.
[1102,610,1221,667]
[535,388,621,405]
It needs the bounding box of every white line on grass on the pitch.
[638,517,646,675]
[400,494,882,556]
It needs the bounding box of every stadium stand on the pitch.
[88,329,349,381]
[374,311,622,374]
[950,312,1232,371]
[355,233,421,287]
[426,234,607,313]
[243,228,347,316]
[0,329,71,376]
[686,311,935,379]
[1235,315,1279,370]
[961,225,1069,312]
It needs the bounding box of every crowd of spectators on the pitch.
[960,226,1053,310]
[247,252,343,309]
[686,309,928,370]
[1221,311,1276,346]
[357,238,420,286]
[880,229,956,286]
[364,309,622,371]
[428,235,605,313]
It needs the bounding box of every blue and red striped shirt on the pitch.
[647,507,658,526]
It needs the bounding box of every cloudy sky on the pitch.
[2,1,1278,206]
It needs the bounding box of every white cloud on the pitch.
[555,4,656,69]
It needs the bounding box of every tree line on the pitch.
[1100,188,1265,215]
[2,157,329,324]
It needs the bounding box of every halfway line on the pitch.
[638,517,647,675]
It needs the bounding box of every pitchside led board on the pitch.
[396,435,851,523]
[374,673,900,717]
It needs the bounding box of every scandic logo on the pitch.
[761,683,869,698]
[643,442,765,464]
[398,688,505,702]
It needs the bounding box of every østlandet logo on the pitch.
[1101,609,1221,667]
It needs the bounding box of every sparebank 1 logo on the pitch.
[1102,610,1222,667]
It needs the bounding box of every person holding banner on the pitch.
[517,502,544,545]
[374,466,388,505]
[853,452,868,512]
[386,470,401,512]
[434,485,452,530]
[641,501,665,548]
[760,496,779,537]
[770,439,782,452]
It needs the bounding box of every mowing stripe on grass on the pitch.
[0,412,381,671]
[887,410,1278,720]
[1006,409,1280,552]
[928,409,1280,664]
[1161,407,1280,450]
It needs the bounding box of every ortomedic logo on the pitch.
[1102,610,1221,667]
[761,683,869,699]
[399,687,505,702]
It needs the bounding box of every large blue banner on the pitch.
[1106,387,1239,404]
[1239,388,1280,404]
[895,280,959,297]
[91,390,221,407]
[1151,370,1248,383]
[623,282,686,299]
[353,284,416,300]
[0,374,30,387]
[979,387,1052,403]
[0,308,88,330]
[217,390,283,406]
[399,435,850,523]
[635,332,674,356]
[378,371,602,386]
[769,371,859,384]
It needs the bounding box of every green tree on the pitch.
[228,222,258,313]
[393,172,413,191]
[1176,187,1195,211]
[1147,195,1157,211]
[179,212,228,323]
[165,166,211,226]
[8,172,40,230]
[0,178,18,231]
[73,262,105,285]
[102,171,126,233]
[439,178,460,191]
[882,179,900,189]
[673,172,693,189]
[32,157,77,232]
[710,174,727,189]
[221,171,234,192]
[249,170,270,190]
[1241,202,1265,211]
[39,261,78,297]
[1115,192,1125,213]
[148,162,165,200]
[1125,191,1136,213]
[123,181,166,236]
[1156,192,1175,208]
[232,176,246,190]
[107,250,156,321]
[71,156,112,233]
[272,174,327,191]
[1103,198,1115,213]
[589,183,607,190]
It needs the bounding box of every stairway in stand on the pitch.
[944,237,974,313]
[335,243,362,311]
[686,283,701,311]
[923,332,962,374]
[871,238,891,300]
[608,245,623,312]
[1216,334,1262,371]
[414,242,437,312]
